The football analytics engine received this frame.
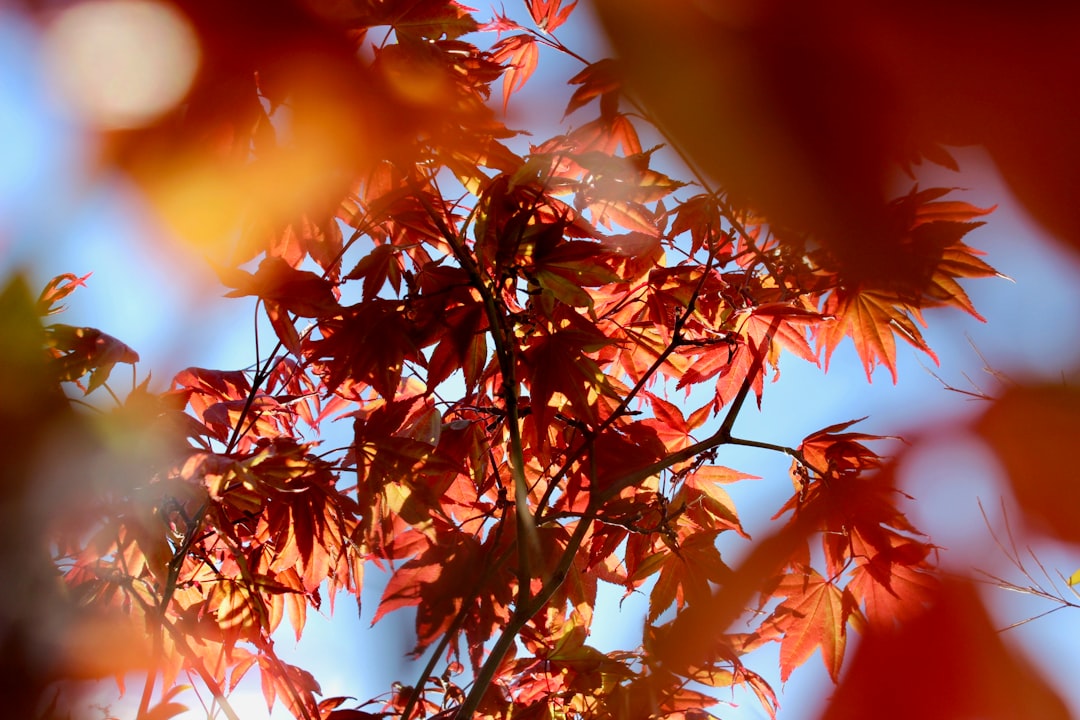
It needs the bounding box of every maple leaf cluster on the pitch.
[6,1,1073,720]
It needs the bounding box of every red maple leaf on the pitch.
[526,0,577,32]
[492,35,539,113]
[769,570,854,682]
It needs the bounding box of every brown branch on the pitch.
[535,247,721,520]
[725,436,824,479]
[138,339,285,718]
[398,522,517,720]
[455,483,598,719]
[124,572,242,720]
[408,176,542,596]
[452,296,825,719]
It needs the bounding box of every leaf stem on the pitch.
[534,248,720,520]
[726,435,825,479]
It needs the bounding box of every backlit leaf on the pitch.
[526,0,577,32]
[492,35,539,113]
[771,571,852,682]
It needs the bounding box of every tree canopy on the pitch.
[3,1,1080,719]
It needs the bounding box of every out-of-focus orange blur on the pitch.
[6,1,1080,716]
[594,3,1080,717]
[593,0,1080,283]
[821,581,1069,720]
[38,0,418,262]
[0,277,161,715]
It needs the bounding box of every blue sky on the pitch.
[4,4,1080,719]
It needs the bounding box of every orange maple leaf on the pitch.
[771,571,854,682]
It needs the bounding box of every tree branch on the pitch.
[408,176,542,597]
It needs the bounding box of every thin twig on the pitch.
[137,338,284,719]
[976,498,1080,633]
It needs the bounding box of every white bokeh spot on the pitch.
[42,0,199,130]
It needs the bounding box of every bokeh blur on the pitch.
[3,1,1080,718]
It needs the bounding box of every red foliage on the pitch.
[7,1,1076,720]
